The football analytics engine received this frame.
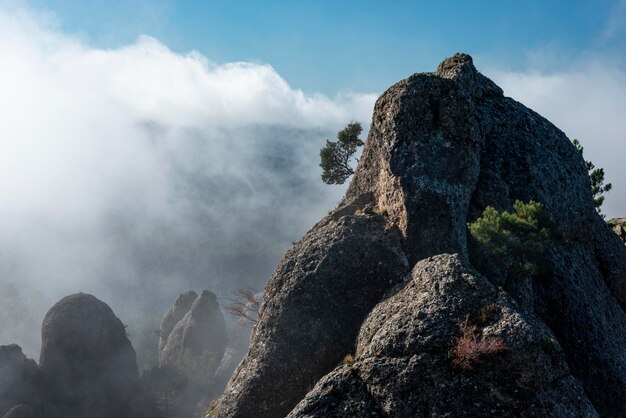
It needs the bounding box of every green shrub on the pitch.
[468,200,559,281]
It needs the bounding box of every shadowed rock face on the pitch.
[39,293,140,418]
[447,55,626,416]
[209,53,626,418]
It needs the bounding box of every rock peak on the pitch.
[210,53,626,418]
[435,52,475,77]
[433,52,502,98]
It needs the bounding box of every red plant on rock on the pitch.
[451,317,508,370]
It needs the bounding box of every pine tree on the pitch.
[468,200,558,280]
[320,122,364,185]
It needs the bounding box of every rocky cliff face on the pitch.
[209,54,626,417]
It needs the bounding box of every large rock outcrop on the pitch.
[289,254,597,417]
[209,53,626,417]
[213,214,409,418]
[39,293,141,418]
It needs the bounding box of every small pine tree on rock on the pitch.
[320,122,364,185]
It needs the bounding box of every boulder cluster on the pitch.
[208,54,626,417]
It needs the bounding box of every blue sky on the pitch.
[21,0,626,94]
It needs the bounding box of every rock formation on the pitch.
[212,214,409,418]
[289,254,596,417]
[608,217,626,244]
[0,345,49,417]
[159,290,227,380]
[39,293,141,418]
[158,291,199,355]
[1,293,149,418]
[209,54,626,417]
[143,290,228,418]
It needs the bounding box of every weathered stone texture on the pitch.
[210,53,626,418]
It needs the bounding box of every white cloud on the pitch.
[0,4,376,359]
[488,57,626,218]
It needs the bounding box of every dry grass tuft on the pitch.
[451,317,508,370]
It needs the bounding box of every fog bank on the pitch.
[0,6,376,361]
